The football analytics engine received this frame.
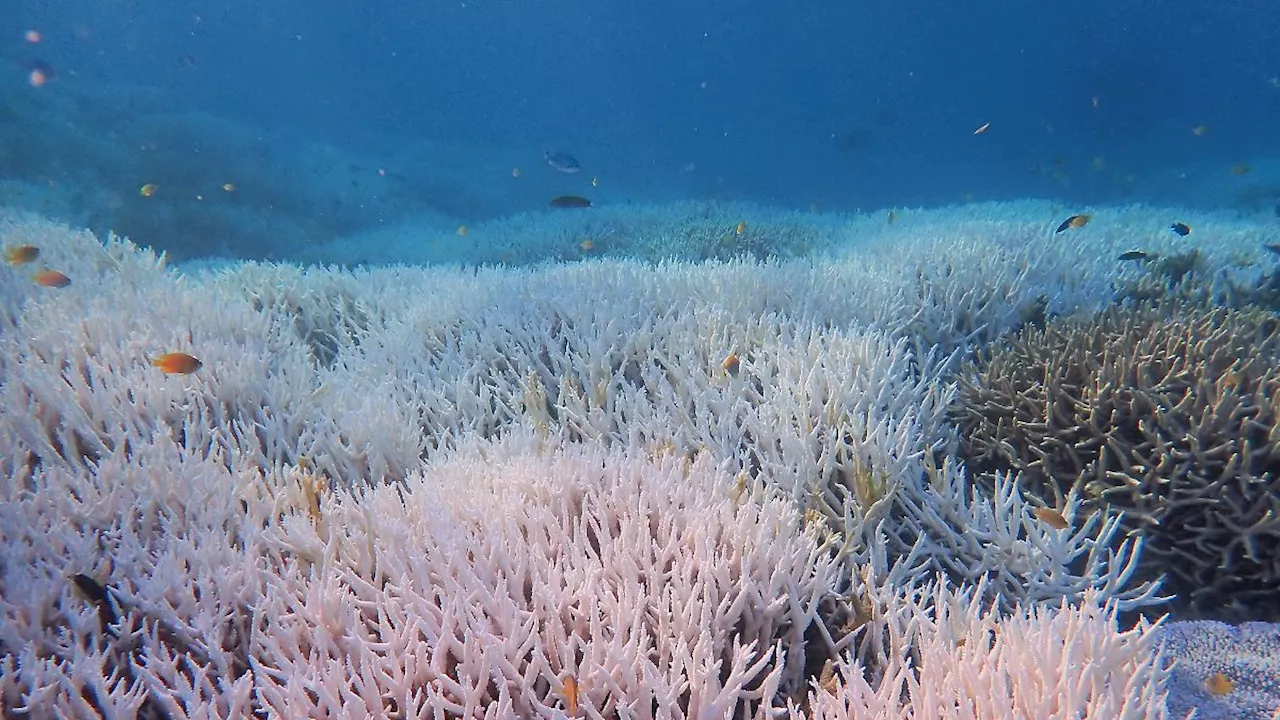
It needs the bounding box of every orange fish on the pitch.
[139,183,158,197]
[722,352,740,376]
[456,225,468,237]
[1231,163,1251,176]
[5,245,39,265]
[562,675,580,716]
[973,122,991,135]
[1205,672,1234,696]
[579,238,595,252]
[735,220,747,235]
[1033,507,1069,530]
[1055,214,1090,233]
[33,270,70,288]
[151,352,203,374]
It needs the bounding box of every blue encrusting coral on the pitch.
[1158,621,1280,720]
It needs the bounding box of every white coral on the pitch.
[800,581,1176,720]
[0,207,1194,717]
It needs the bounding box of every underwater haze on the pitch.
[2,0,1279,261]
[6,1,1280,718]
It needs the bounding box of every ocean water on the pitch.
[2,0,1280,717]
[2,0,1279,262]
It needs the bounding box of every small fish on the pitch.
[33,270,70,288]
[722,352,740,376]
[973,122,990,135]
[1170,222,1191,236]
[5,245,39,265]
[511,167,521,178]
[1192,125,1209,136]
[70,573,119,634]
[24,29,41,44]
[1032,507,1069,530]
[562,675,580,716]
[1265,243,1280,255]
[591,177,598,187]
[550,195,592,209]
[1054,214,1090,233]
[456,225,468,237]
[1117,250,1151,261]
[1205,672,1234,696]
[887,209,898,224]
[1091,96,1100,109]
[27,60,53,87]
[139,183,158,197]
[151,352,203,374]
[579,238,594,252]
[735,221,747,235]
[222,182,236,192]
[1230,163,1251,176]
[544,149,581,174]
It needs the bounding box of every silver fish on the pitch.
[544,149,581,173]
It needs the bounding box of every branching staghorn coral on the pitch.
[0,429,847,717]
[955,302,1280,620]
[0,209,1189,716]
[251,437,847,717]
[795,579,1176,720]
[873,455,1162,613]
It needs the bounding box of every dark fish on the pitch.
[1265,243,1280,255]
[1055,214,1090,233]
[550,195,592,209]
[71,573,119,635]
[28,60,54,78]
[1170,222,1191,236]
[544,150,581,174]
[1118,250,1151,261]
[1274,202,1279,218]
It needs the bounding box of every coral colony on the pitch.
[2,201,1280,718]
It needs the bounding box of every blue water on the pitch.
[2,0,1278,259]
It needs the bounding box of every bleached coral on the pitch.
[798,580,1176,720]
[0,422,845,717]
[250,437,845,717]
[0,204,1222,716]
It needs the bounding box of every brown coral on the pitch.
[954,303,1280,620]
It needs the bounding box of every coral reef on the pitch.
[0,209,1187,716]
[1156,620,1280,720]
[800,581,1173,719]
[955,302,1280,620]
[0,432,845,717]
